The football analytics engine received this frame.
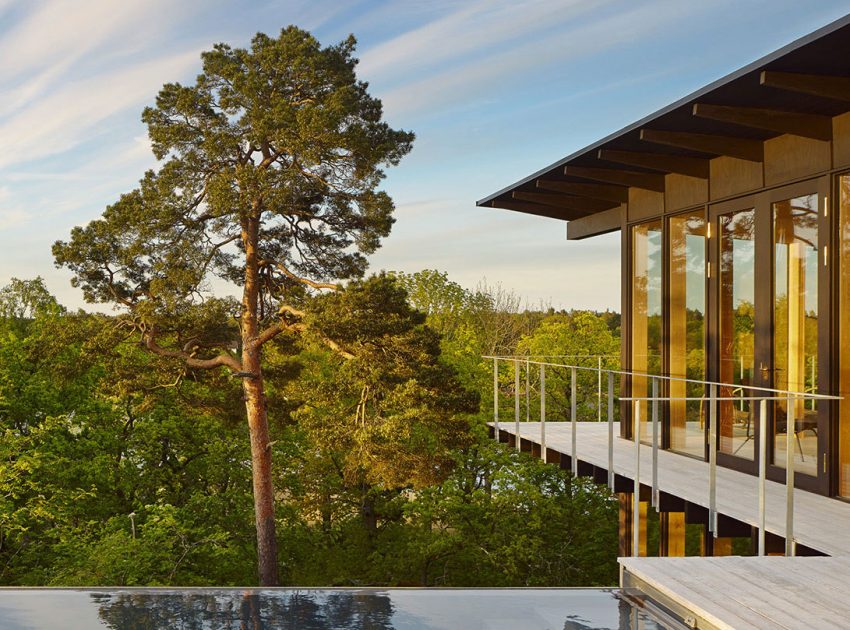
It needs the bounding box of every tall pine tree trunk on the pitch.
[243,366,278,586]
[242,210,279,586]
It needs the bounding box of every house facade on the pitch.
[479,15,850,553]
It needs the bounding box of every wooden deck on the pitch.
[491,421,850,556]
[620,556,850,629]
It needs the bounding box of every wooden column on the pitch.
[699,524,734,556]
[659,511,686,557]
[618,493,648,557]
[713,537,733,556]
[618,493,631,556]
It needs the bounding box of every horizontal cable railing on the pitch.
[486,355,842,558]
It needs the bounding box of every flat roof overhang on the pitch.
[477,13,850,237]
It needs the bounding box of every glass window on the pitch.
[631,220,662,442]
[718,208,755,460]
[668,210,706,457]
[839,177,850,495]
[772,194,818,476]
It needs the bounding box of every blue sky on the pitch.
[1,0,849,312]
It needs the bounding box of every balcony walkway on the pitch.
[620,556,850,629]
[490,421,850,556]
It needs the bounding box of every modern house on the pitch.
[479,13,850,568]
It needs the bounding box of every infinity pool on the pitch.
[0,588,660,629]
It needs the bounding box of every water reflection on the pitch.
[0,588,661,629]
[93,591,394,630]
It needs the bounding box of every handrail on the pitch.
[489,354,842,559]
[486,355,837,400]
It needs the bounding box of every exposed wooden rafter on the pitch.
[564,165,665,192]
[512,191,609,213]
[639,128,764,162]
[597,148,710,179]
[692,103,832,141]
[760,70,850,102]
[489,199,583,221]
[536,179,629,203]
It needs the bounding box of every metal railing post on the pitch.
[514,360,520,452]
[571,366,578,476]
[608,371,615,491]
[493,358,499,434]
[786,396,795,556]
[633,401,641,557]
[652,377,659,509]
[709,383,718,536]
[525,358,530,426]
[598,355,602,423]
[540,364,546,461]
[758,398,767,556]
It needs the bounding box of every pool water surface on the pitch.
[0,588,661,629]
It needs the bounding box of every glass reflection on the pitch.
[773,194,819,476]
[841,177,850,496]
[93,590,395,630]
[631,220,663,443]
[668,211,706,458]
[718,209,755,460]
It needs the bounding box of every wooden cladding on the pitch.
[834,112,850,168]
[709,156,763,200]
[666,173,708,210]
[628,188,664,221]
[763,135,830,185]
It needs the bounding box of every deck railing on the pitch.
[486,355,842,558]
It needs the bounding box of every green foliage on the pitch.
[283,424,618,587]
[0,272,622,587]
[0,298,256,585]
[0,277,63,321]
[514,311,621,421]
[53,26,414,324]
[276,274,479,560]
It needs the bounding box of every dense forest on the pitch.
[0,273,621,587]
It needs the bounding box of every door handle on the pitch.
[760,363,784,378]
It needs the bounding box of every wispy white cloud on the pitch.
[359,0,604,85]
[373,0,719,119]
[0,0,190,83]
[0,50,198,170]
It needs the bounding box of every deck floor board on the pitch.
[621,556,850,630]
[492,421,850,555]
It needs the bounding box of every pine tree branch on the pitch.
[274,262,340,291]
[143,328,242,372]
[252,304,354,359]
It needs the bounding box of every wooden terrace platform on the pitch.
[620,556,850,629]
[490,421,850,556]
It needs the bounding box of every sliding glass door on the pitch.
[772,193,820,477]
[711,180,829,493]
[838,174,850,498]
